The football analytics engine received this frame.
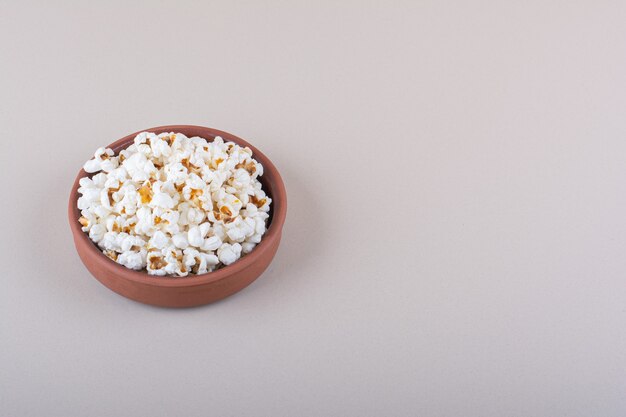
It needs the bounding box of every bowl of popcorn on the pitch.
[68,125,287,307]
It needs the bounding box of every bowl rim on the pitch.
[68,125,287,288]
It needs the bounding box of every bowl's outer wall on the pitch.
[73,231,281,307]
[69,125,286,308]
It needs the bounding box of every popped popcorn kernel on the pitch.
[138,183,153,204]
[148,254,167,270]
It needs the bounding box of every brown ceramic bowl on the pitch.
[68,125,287,308]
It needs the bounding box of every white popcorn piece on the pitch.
[117,250,146,270]
[92,173,107,187]
[201,235,221,251]
[83,159,102,174]
[187,225,204,248]
[146,250,168,276]
[186,206,205,225]
[217,243,242,266]
[242,217,256,237]
[172,233,189,249]
[78,187,100,204]
[203,252,219,266]
[77,131,272,276]
[100,231,118,251]
[78,212,97,232]
[195,252,219,274]
[93,205,111,219]
[165,162,188,184]
[149,231,169,250]
[83,147,115,173]
[100,157,119,173]
[150,192,175,209]
[120,235,146,252]
[241,242,256,254]
[211,223,227,241]
[199,222,211,238]
[248,233,262,244]
[89,224,106,243]
[226,226,246,243]
[254,217,266,235]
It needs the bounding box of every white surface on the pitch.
[1,2,626,416]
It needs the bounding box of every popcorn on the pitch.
[117,250,146,270]
[83,147,115,173]
[150,191,175,209]
[242,240,257,253]
[226,226,246,242]
[149,231,169,250]
[78,132,272,276]
[89,224,106,243]
[202,235,222,251]
[217,243,242,266]
[187,225,204,247]
[172,233,189,249]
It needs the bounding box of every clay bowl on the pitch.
[68,125,287,308]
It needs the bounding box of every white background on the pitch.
[1,1,626,416]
